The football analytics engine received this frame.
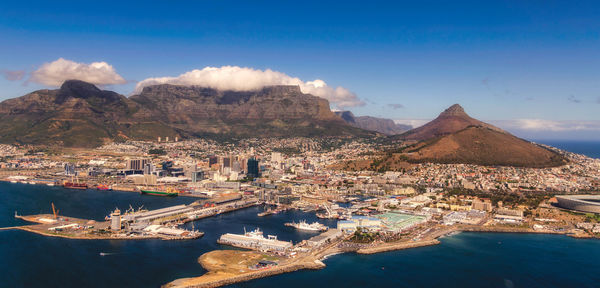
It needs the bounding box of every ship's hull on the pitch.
[64,183,88,189]
[140,189,178,197]
[296,227,323,232]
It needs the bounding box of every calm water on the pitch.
[0,182,336,288]
[1,183,600,287]
[536,140,600,159]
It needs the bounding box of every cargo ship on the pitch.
[64,181,88,189]
[284,220,328,232]
[139,186,179,197]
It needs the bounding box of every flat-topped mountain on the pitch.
[395,104,501,141]
[0,80,373,147]
[334,111,411,135]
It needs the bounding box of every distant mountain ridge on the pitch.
[0,80,374,147]
[334,111,411,135]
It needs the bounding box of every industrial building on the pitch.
[306,229,342,247]
[337,216,382,233]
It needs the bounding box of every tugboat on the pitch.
[96,184,112,191]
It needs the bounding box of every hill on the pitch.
[334,111,411,135]
[0,80,374,147]
[394,104,502,141]
[394,126,567,167]
[363,104,568,169]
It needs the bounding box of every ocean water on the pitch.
[0,182,336,288]
[536,140,600,159]
[232,232,600,288]
[1,182,600,287]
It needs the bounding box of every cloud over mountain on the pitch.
[135,66,364,108]
[30,58,126,86]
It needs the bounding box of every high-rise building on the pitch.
[64,163,76,176]
[271,152,283,164]
[126,159,149,171]
[472,198,493,212]
[222,156,231,168]
[247,157,260,178]
[143,163,155,175]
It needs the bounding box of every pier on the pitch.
[8,196,259,241]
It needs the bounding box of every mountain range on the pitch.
[334,111,411,135]
[0,80,374,147]
[0,81,570,169]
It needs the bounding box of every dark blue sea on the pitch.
[536,140,600,159]
[1,183,600,288]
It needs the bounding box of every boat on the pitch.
[139,186,179,197]
[258,209,275,217]
[96,184,112,191]
[218,228,292,251]
[316,210,339,219]
[64,181,88,189]
[285,220,328,232]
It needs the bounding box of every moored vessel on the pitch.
[139,186,179,197]
[284,220,328,232]
[64,181,88,189]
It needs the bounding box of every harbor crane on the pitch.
[51,202,59,219]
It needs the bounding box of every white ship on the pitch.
[218,228,292,252]
[285,220,328,232]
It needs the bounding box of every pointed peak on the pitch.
[440,104,468,117]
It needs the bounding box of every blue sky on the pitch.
[1,0,599,139]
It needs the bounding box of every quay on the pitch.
[8,195,259,241]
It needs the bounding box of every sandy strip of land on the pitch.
[356,239,440,254]
[164,250,325,288]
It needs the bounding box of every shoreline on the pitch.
[166,259,325,288]
[164,226,599,288]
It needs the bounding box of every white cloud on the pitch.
[135,66,365,108]
[492,119,600,132]
[394,119,429,128]
[392,118,600,133]
[1,70,26,81]
[30,58,126,86]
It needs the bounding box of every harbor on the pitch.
[1,182,600,288]
[10,191,259,241]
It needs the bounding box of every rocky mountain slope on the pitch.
[396,126,567,167]
[394,104,502,141]
[334,111,411,135]
[368,104,567,169]
[0,80,373,147]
